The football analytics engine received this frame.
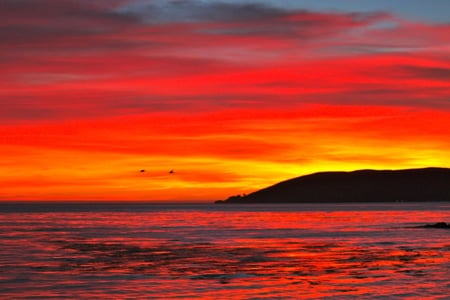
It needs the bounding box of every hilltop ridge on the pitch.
[218,167,450,203]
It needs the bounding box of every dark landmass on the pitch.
[218,167,450,203]
[416,222,450,229]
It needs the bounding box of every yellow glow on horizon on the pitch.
[1,105,449,201]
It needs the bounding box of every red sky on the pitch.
[1,0,449,201]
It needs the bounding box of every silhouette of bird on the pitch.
[169,169,174,174]
[140,169,145,173]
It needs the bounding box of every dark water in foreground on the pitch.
[0,202,449,299]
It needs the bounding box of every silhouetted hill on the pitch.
[219,168,450,203]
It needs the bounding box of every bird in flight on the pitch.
[140,169,145,173]
[169,169,174,174]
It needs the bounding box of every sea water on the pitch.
[0,202,449,299]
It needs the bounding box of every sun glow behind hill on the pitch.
[1,105,449,201]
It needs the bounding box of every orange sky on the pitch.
[1,1,449,201]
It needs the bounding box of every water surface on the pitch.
[0,202,449,299]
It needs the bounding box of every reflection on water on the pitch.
[0,203,449,299]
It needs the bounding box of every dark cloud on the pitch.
[122,1,389,39]
[0,105,56,122]
[124,1,386,25]
[0,0,127,21]
[119,1,287,24]
[396,65,450,81]
[0,0,392,52]
[0,0,138,48]
[310,87,450,109]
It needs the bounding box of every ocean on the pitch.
[0,202,449,299]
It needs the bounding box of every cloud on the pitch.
[118,0,287,23]
[119,0,390,40]
[0,0,391,50]
[395,65,450,81]
[0,0,437,60]
[1,0,449,124]
[0,0,137,50]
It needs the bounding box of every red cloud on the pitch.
[0,0,449,124]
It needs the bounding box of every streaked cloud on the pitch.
[0,0,449,200]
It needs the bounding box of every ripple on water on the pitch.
[0,206,449,299]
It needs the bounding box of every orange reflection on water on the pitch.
[0,204,449,299]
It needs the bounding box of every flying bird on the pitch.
[140,169,145,173]
[169,169,174,174]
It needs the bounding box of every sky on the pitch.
[1,0,449,201]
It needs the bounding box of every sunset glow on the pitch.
[1,0,449,201]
